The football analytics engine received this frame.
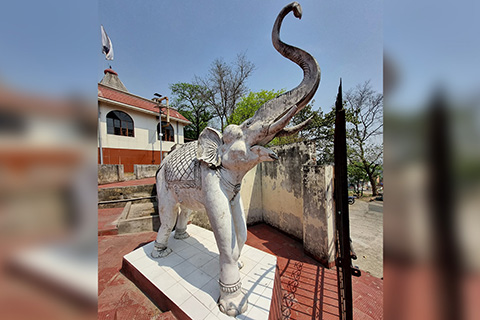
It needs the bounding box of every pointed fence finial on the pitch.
[335,78,343,111]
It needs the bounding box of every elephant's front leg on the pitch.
[204,188,248,316]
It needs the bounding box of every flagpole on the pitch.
[100,24,114,165]
[98,110,103,164]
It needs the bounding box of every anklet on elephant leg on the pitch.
[219,279,242,294]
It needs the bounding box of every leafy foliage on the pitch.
[169,82,214,140]
[229,89,286,125]
[347,161,369,196]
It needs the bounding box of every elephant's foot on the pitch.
[173,227,189,240]
[238,260,244,269]
[151,241,172,258]
[218,279,248,317]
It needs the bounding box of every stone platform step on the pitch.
[121,224,282,320]
[98,182,156,209]
[117,202,160,234]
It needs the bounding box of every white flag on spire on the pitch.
[101,25,114,60]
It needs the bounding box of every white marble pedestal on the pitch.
[122,224,279,320]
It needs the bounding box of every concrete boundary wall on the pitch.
[98,164,124,184]
[302,165,335,266]
[134,164,159,179]
[258,142,335,266]
[260,142,316,240]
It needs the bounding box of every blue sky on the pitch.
[0,1,97,97]
[385,0,480,110]
[0,1,381,114]
[98,0,382,113]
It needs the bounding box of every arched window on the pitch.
[106,110,134,137]
[157,121,175,142]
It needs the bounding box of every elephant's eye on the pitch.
[245,120,252,127]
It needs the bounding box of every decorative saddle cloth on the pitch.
[164,141,201,189]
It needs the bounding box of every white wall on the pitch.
[98,101,185,152]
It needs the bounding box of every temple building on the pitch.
[97,69,190,172]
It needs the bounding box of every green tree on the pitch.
[169,82,214,140]
[347,161,369,196]
[229,89,286,125]
[345,81,383,196]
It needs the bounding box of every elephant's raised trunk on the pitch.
[252,2,320,141]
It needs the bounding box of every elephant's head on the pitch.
[197,2,320,174]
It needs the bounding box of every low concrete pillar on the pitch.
[134,164,159,179]
[261,141,316,240]
[98,164,124,184]
[302,165,336,267]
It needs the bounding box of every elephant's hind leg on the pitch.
[174,207,191,239]
[151,198,177,258]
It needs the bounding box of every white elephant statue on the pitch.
[151,2,320,316]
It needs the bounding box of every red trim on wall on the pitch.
[98,148,166,172]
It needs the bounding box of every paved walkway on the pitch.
[349,200,384,278]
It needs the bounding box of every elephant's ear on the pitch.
[197,127,223,167]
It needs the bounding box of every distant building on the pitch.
[98,69,190,172]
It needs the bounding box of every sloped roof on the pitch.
[98,84,190,123]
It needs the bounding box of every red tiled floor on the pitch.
[98,177,155,189]
[98,207,124,236]
[98,219,382,320]
[98,232,160,319]
[246,224,383,320]
[98,230,179,320]
[98,232,156,295]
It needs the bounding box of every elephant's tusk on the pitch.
[269,152,279,160]
[268,105,299,136]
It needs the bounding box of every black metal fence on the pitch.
[334,79,361,320]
